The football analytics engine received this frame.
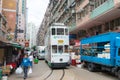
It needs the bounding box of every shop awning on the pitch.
[11,43,23,49]
[6,42,23,49]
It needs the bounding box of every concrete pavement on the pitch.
[8,60,118,80]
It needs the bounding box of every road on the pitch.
[8,60,118,80]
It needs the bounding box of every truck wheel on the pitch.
[88,63,95,72]
[117,70,120,79]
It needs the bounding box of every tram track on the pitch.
[44,69,65,80]
[44,69,53,80]
[60,69,65,80]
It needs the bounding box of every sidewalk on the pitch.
[8,60,50,80]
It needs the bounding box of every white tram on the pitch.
[45,23,70,68]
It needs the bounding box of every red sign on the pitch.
[25,42,29,47]
[74,40,80,47]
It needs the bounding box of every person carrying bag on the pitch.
[21,54,32,80]
[15,66,23,74]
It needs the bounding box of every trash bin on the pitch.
[0,68,2,80]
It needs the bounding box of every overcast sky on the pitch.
[27,0,49,27]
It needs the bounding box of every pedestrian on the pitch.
[21,54,31,80]
[75,49,79,55]
[28,52,33,67]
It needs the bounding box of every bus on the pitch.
[45,23,70,68]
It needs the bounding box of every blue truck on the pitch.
[80,32,120,78]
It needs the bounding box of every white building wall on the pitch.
[27,23,38,48]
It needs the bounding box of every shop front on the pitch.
[0,42,23,76]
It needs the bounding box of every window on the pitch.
[94,0,107,9]
[58,46,63,53]
[77,13,81,20]
[52,28,55,35]
[57,28,64,35]
[52,45,57,53]
[105,22,110,31]
[76,0,83,7]
[65,29,68,35]
[110,20,114,30]
[65,45,69,53]
[115,17,120,27]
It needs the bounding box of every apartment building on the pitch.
[2,0,17,41]
[36,7,51,46]
[37,0,120,46]
[0,0,9,45]
[27,23,37,48]
[16,0,27,45]
[37,0,76,46]
[74,0,120,40]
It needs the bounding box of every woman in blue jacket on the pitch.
[21,54,31,79]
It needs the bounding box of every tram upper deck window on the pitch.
[57,28,64,35]
[65,29,68,35]
[52,28,56,35]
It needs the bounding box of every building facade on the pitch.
[27,23,38,48]
[16,0,27,46]
[37,0,76,46]
[37,0,120,46]
[0,0,10,45]
[2,0,17,41]
[74,0,120,40]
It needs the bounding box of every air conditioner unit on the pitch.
[72,10,75,13]
[89,1,94,6]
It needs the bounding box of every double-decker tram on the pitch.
[45,23,70,68]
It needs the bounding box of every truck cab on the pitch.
[115,37,120,66]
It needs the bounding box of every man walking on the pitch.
[21,54,31,79]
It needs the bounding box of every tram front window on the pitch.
[52,28,56,35]
[58,46,63,53]
[52,45,57,53]
[57,28,64,35]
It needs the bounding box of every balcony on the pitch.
[69,23,76,32]
[52,1,61,14]
[90,0,114,18]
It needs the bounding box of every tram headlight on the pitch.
[60,58,63,61]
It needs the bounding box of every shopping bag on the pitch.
[28,67,32,75]
[15,66,23,74]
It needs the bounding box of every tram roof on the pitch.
[50,23,68,28]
